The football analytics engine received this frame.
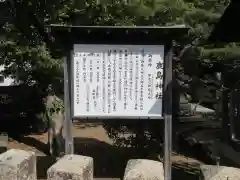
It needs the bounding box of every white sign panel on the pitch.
[73,44,164,119]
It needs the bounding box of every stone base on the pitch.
[123,159,164,180]
[47,154,93,180]
[200,165,240,180]
[0,149,36,180]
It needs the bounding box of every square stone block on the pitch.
[0,149,36,180]
[47,154,93,180]
[123,159,164,180]
[200,165,240,180]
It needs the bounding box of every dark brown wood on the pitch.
[163,44,173,115]
[48,25,189,179]
[48,25,189,46]
[64,52,74,154]
[163,43,173,180]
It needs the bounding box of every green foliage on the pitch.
[0,0,238,147]
[0,0,64,88]
[1,0,233,86]
[45,97,64,119]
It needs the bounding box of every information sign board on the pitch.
[73,44,164,118]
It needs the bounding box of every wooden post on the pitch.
[64,51,74,154]
[163,43,173,180]
[48,26,188,178]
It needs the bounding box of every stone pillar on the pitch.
[0,149,36,180]
[200,165,240,180]
[123,159,164,180]
[47,154,93,180]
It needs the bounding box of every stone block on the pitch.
[123,159,164,180]
[0,149,36,180]
[200,165,240,180]
[0,135,8,154]
[47,154,93,180]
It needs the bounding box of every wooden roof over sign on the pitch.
[209,0,240,42]
[47,25,189,45]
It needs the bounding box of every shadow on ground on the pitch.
[9,136,48,154]
[172,161,201,180]
[74,137,201,180]
[8,135,202,180]
[7,135,55,179]
[37,156,56,179]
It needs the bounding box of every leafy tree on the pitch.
[0,0,238,149]
[100,0,236,149]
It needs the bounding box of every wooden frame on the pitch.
[48,25,188,180]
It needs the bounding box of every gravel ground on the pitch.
[7,123,203,179]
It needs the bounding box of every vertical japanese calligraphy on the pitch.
[95,53,101,111]
[129,52,133,100]
[74,53,80,105]
[123,50,128,110]
[112,50,117,112]
[134,53,139,110]
[102,52,106,113]
[82,55,87,83]
[147,53,153,100]
[118,50,123,101]
[73,44,164,118]
[139,49,145,111]
[155,61,164,99]
[107,50,112,113]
